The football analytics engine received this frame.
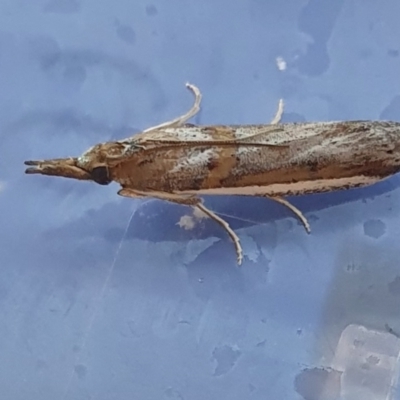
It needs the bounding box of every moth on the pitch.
[25,83,400,264]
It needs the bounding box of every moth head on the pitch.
[24,141,128,185]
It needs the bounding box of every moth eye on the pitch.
[90,166,111,185]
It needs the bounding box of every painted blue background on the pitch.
[1,1,400,399]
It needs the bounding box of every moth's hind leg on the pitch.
[265,196,310,233]
[142,83,202,133]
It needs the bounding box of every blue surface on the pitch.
[1,1,400,399]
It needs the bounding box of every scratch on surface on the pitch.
[61,207,136,398]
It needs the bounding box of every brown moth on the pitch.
[25,84,400,264]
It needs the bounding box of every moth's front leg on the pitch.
[118,188,199,204]
[117,188,147,199]
[118,188,243,265]
[270,99,284,125]
[142,83,202,134]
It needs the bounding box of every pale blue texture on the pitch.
[1,1,400,399]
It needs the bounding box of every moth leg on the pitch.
[142,83,202,133]
[117,188,146,199]
[265,196,311,233]
[270,99,284,125]
[194,203,243,265]
[118,188,243,265]
[119,189,203,206]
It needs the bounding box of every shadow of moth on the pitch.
[25,84,400,264]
